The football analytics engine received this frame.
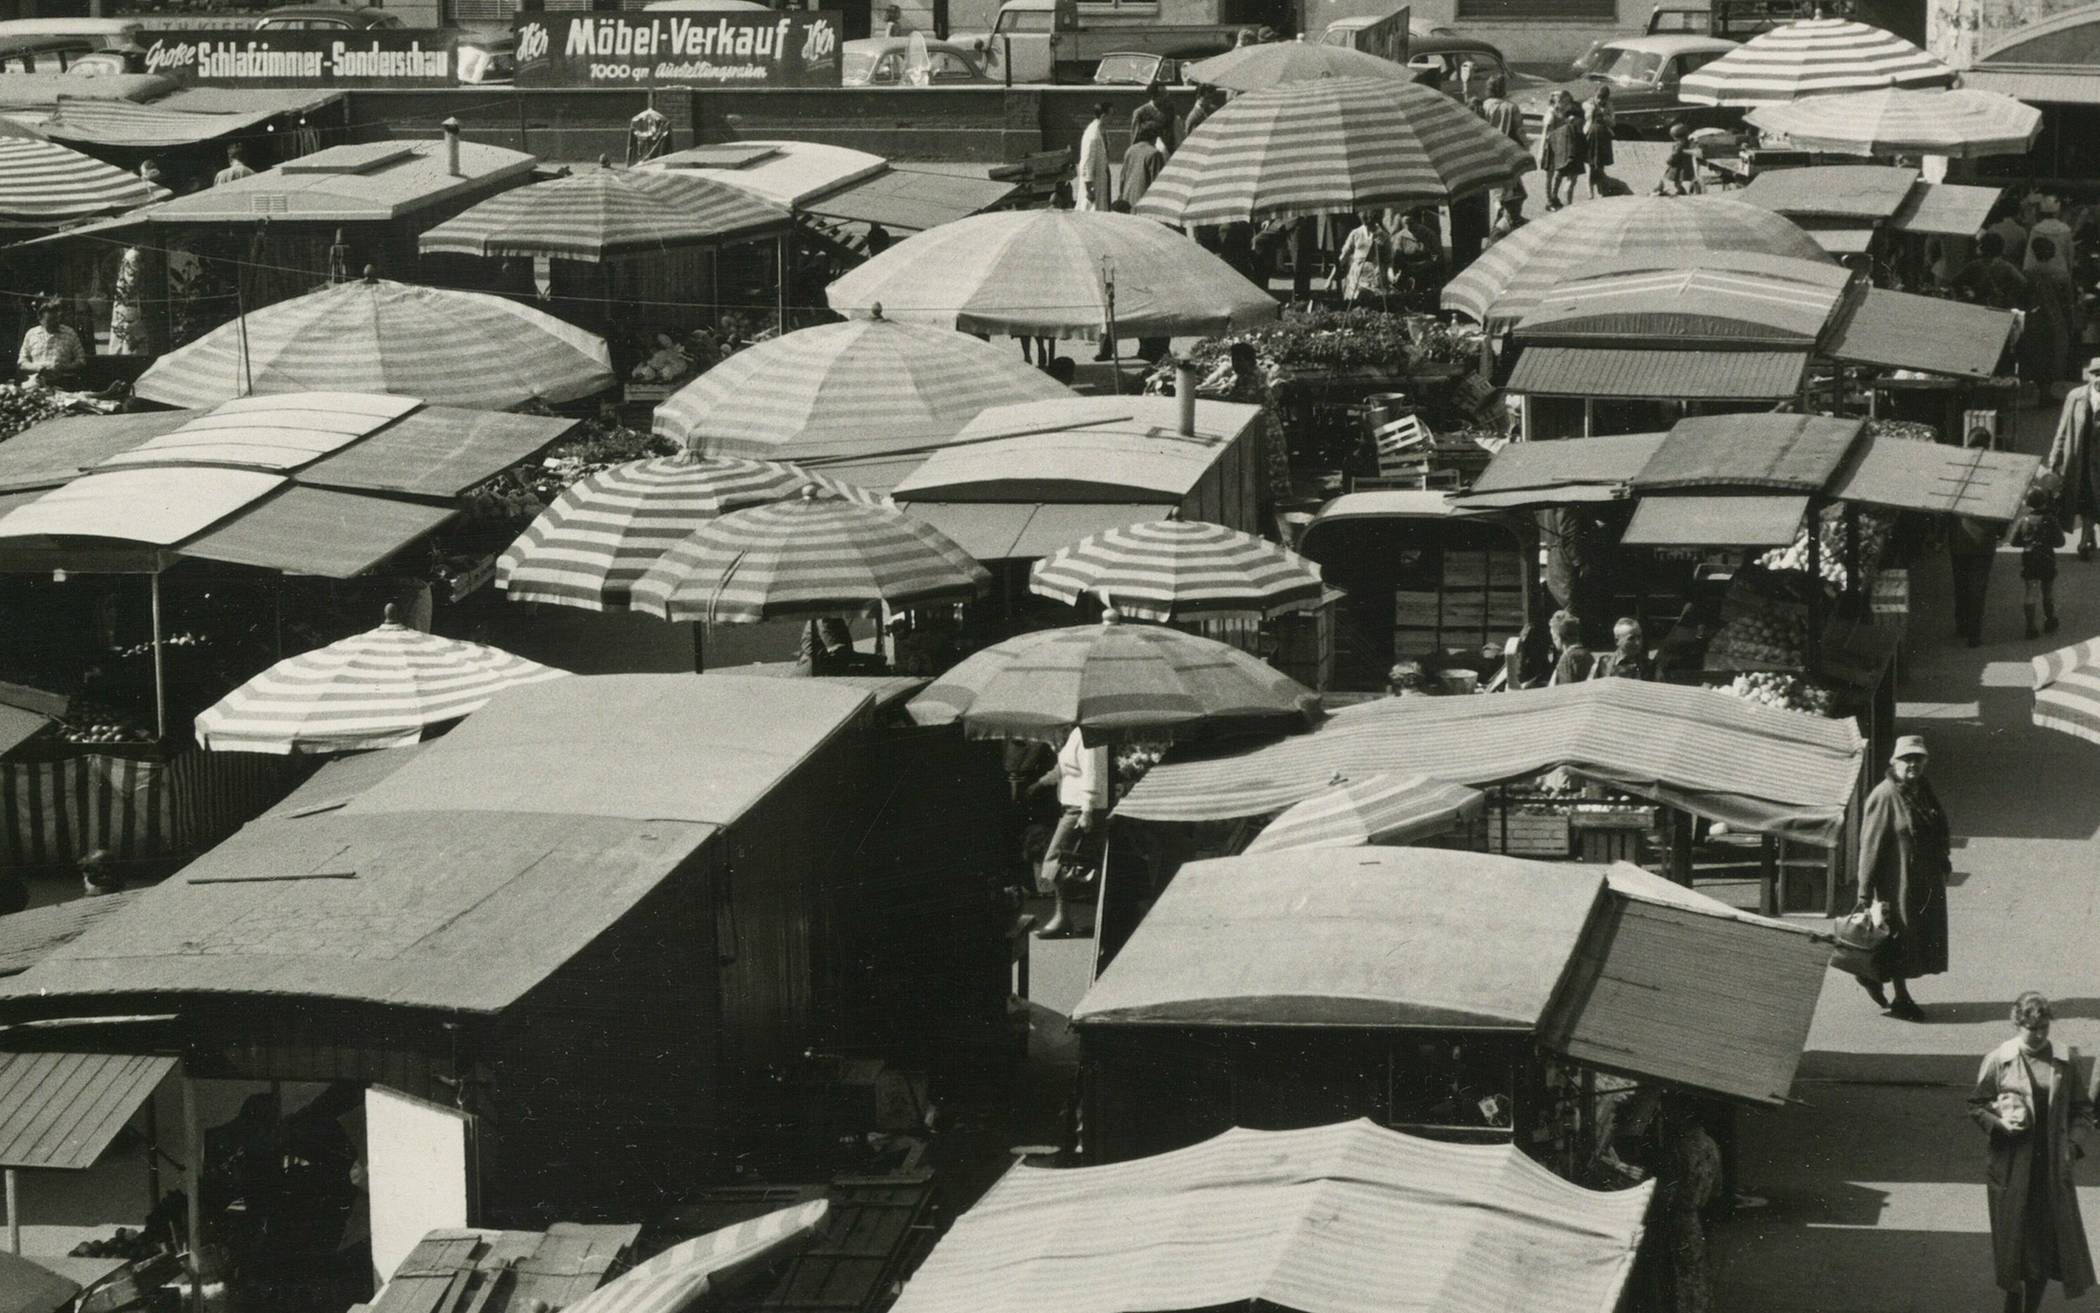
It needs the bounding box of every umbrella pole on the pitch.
[6,1167,18,1254]
[777,232,789,337]
[1104,265,1121,397]
[692,621,706,674]
[151,571,168,741]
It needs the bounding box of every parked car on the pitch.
[1092,51,1186,85]
[1403,33,1508,93]
[1319,10,1408,64]
[842,36,996,85]
[0,18,146,73]
[252,5,405,29]
[1521,34,1737,138]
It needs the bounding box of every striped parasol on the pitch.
[1679,19,1952,107]
[1133,77,1534,227]
[906,612,1321,746]
[1028,520,1324,621]
[824,210,1277,343]
[652,312,1070,458]
[498,454,883,611]
[1442,195,1831,328]
[2032,637,2100,747]
[134,276,614,409]
[630,487,990,624]
[418,163,788,261]
[1745,88,2041,158]
[0,138,167,226]
[1184,40,1415,92]
[1241,772,1486,854]
[562,1201,830,1313]
[194,608,568,754]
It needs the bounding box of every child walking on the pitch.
[2011,483,2066,639]
[1655,122,1695,197]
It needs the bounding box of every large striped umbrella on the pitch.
[194,609,567,754]
[417,163,788,261]
[562,1201,829,1313]
[2032,637,2100,747]
[1184,41,1414,92]
[825,211,1277,343]
[630,487,990,624]
[497,454,882,611]
[652,312,1070,458]
[1029,520,1324,621]
[134,276,614,409]
[906,613,1321,746]
[1133,77,1534,227]
[0,138,166,226]
[1680,19,1952,107]
[1241,772,1485,854]
[1745,88,2041,159]
[1442,195,1831,328]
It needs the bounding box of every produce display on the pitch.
[0,383,65,445]
[1755,504,1894,594]
[1706,599,1809,671]
[518,414,678,504]
[1721,671,1837,717]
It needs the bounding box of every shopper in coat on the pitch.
[1076,103,1112,213]
[1969,992,2095,1313]
[2047,358,2100,558]
[1538,95,1585,211]
[1584,87,1616,198]
[1853,734,1950,1020]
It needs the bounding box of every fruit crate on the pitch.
[1460,798,1574,857]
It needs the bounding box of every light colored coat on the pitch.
[1969,1036,2096,1294]
[2048,384,2100,514]
[1077,118,1111,212]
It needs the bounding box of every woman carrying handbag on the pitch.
[1970,993,2094,1313]
[1853,734,1951,1021]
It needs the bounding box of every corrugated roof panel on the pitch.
[0,468,280,545]
[1830,435,2040,520]
[1506,347,1808,399]
[1622,494,1809,547]
[1073,848,1605,1029]
[296,408,577,498]
[178,485,455,578]
[1637,413,1863,491]
[1739,164,1919,219]
[0,1052,175,1170]
[1889,181,2001,236]
[1824,287,2016,379]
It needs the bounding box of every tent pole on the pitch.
[776,233,789,338]
[183,1073,203,1313]
[151,572,167,741]
[692,621,706,674]
[6,1168,18,1254]
[1104,263,1121,396]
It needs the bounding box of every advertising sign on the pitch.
[138,29,467,86]
[511,11,843,87]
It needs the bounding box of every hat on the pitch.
[1891,734,1929,761]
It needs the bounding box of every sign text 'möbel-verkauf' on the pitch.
[138,30,465,86]
[510,11,842,87]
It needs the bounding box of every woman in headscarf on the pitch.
[1852,734,1950,1021]
[1969,992,2095,1313]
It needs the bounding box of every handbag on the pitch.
[1831,900,1891,982]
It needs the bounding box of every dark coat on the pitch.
[1969,1036,2096,1294]
[1856,775,1949,978]
[1540,114,1586,173]
[2049,386,2100,517]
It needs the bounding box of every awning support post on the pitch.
[151,572,167,741]
[6,1167,19,1254]
[183,1072,203,1313]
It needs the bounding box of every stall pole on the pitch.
[5,1168,18,1254]
[709,248,722,331]
[1805,497,1824,673]
[1759,834,1778,917]
[183,1073,203,1313]
[1103,258,1121,396]
[691,622,706,674]
[150,571,168,741]
[145,1095,162,1217]
[1581,399,1594,438]
[776,233,790,338]
[1669,809,1693,886]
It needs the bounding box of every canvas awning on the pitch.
[1738,164,1919,220]
[1890,182,2002,236]
[1621,495,1809,547]
[891,397,1259,503]
[1464,432,1666,499]
[1635,414,1864,492]
[803,168,1022,232]
[1825,288,2017,380]
[1507,347,1809,400]
[900,502,1158,561]
[178,486,458,578]
[25,96,329,148]
[1516,255,1850,346]
[1829,434,2039,520]
[1116,678,1866,845]
[0,1051,175,1170]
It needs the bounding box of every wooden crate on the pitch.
[1470,803,1573,857]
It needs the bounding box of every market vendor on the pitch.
[1198,343,1294,508]
[16,299,85,389]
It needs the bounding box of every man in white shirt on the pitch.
[214,143,256,187]
[1076,101,1111,212]
[16,300,85,388]
[1033,726,1108,937]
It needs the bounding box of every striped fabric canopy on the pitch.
[563,1201,830,1313]
[1134,76,1534,226]
[2032,637,2100,747]
[1184,40,1415,92]
[135,277,614,410]
[194,616,568,754]
[906,615,1321,746]
[498,454,881,611]
[418,164,789,261]
[652,314,1071,458]
[889,1120,1650,1313]
[1679,19,1953,107]
[630,489,990,624]
[1242,772,1486,853]
[0,138,167,226]
[1442,195,1832,328]
[1745,88,2041,158]
[1028,519,1324,620]
[824,210,1277,343]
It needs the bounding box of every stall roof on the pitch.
[892,398,1259,503]
[1801,225,1875,255]
[0,1051,175,1170]
[96,393,416,472]
[0,410,192,493]
[1830,436,2039,521]
[0,703,52,758]
[0,75,174,113]
[804,168,1022,232]
[369,1224,642,1313]
[0,811,715,1014]
[0,894,141,977]
[0,1250,84,1313]
[889,1119,1650,1313]
[902,502,1157,561]
[647,139,888,209]
[1466,432,1666,499]
[342,674,872,828]
[1074,849,1603,1029]
[296,407,575,498]
[0,467,282,546]
[1621,494,1808,547]
[1542,864,1828,1106]
[261,747,421,820]
[1116,678,1866,845]
[1517,258,1848,346]
[178,484,457,578]
[19,92,340,148]
[1825,287,2016,380]
[1635,414,1864,492]
[1890,181,2001,237]
[137,139,536,223]
[1738,164,1920,220]
[1506,347,1809,400]
[1959,68,2100,103]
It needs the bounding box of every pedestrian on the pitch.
[1655,1100,1722,1313]
[2029,236,2081,381]
[1032,725,1107,937]
[1969,992,2095,1313]
[2046,357,2100,559]
[1547,611,1594,684]
[1200,342,1292,506]
[1076,102,1111,213]
[1953,231,2033,313]
[1590,617,1649,679]
[1117,123,1164,210]
[213,143,255,187]
[1539,94,1585,212]
[1949,429,2002,648]
[2010,483,2065,638]
[1182,83,1224,142]
[16,297,85,389]
[1584,86,1616,198]
[1853,734,1949,1021]
[2029,196,2073,277]
[1130,82,1178,156]
[1480,73,1525,148]
[1490,191,1528,243]
[1656,121,1695,196]
[1989,199,2031,267]
[881,3,915,34]
[1333,211,1392,309]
